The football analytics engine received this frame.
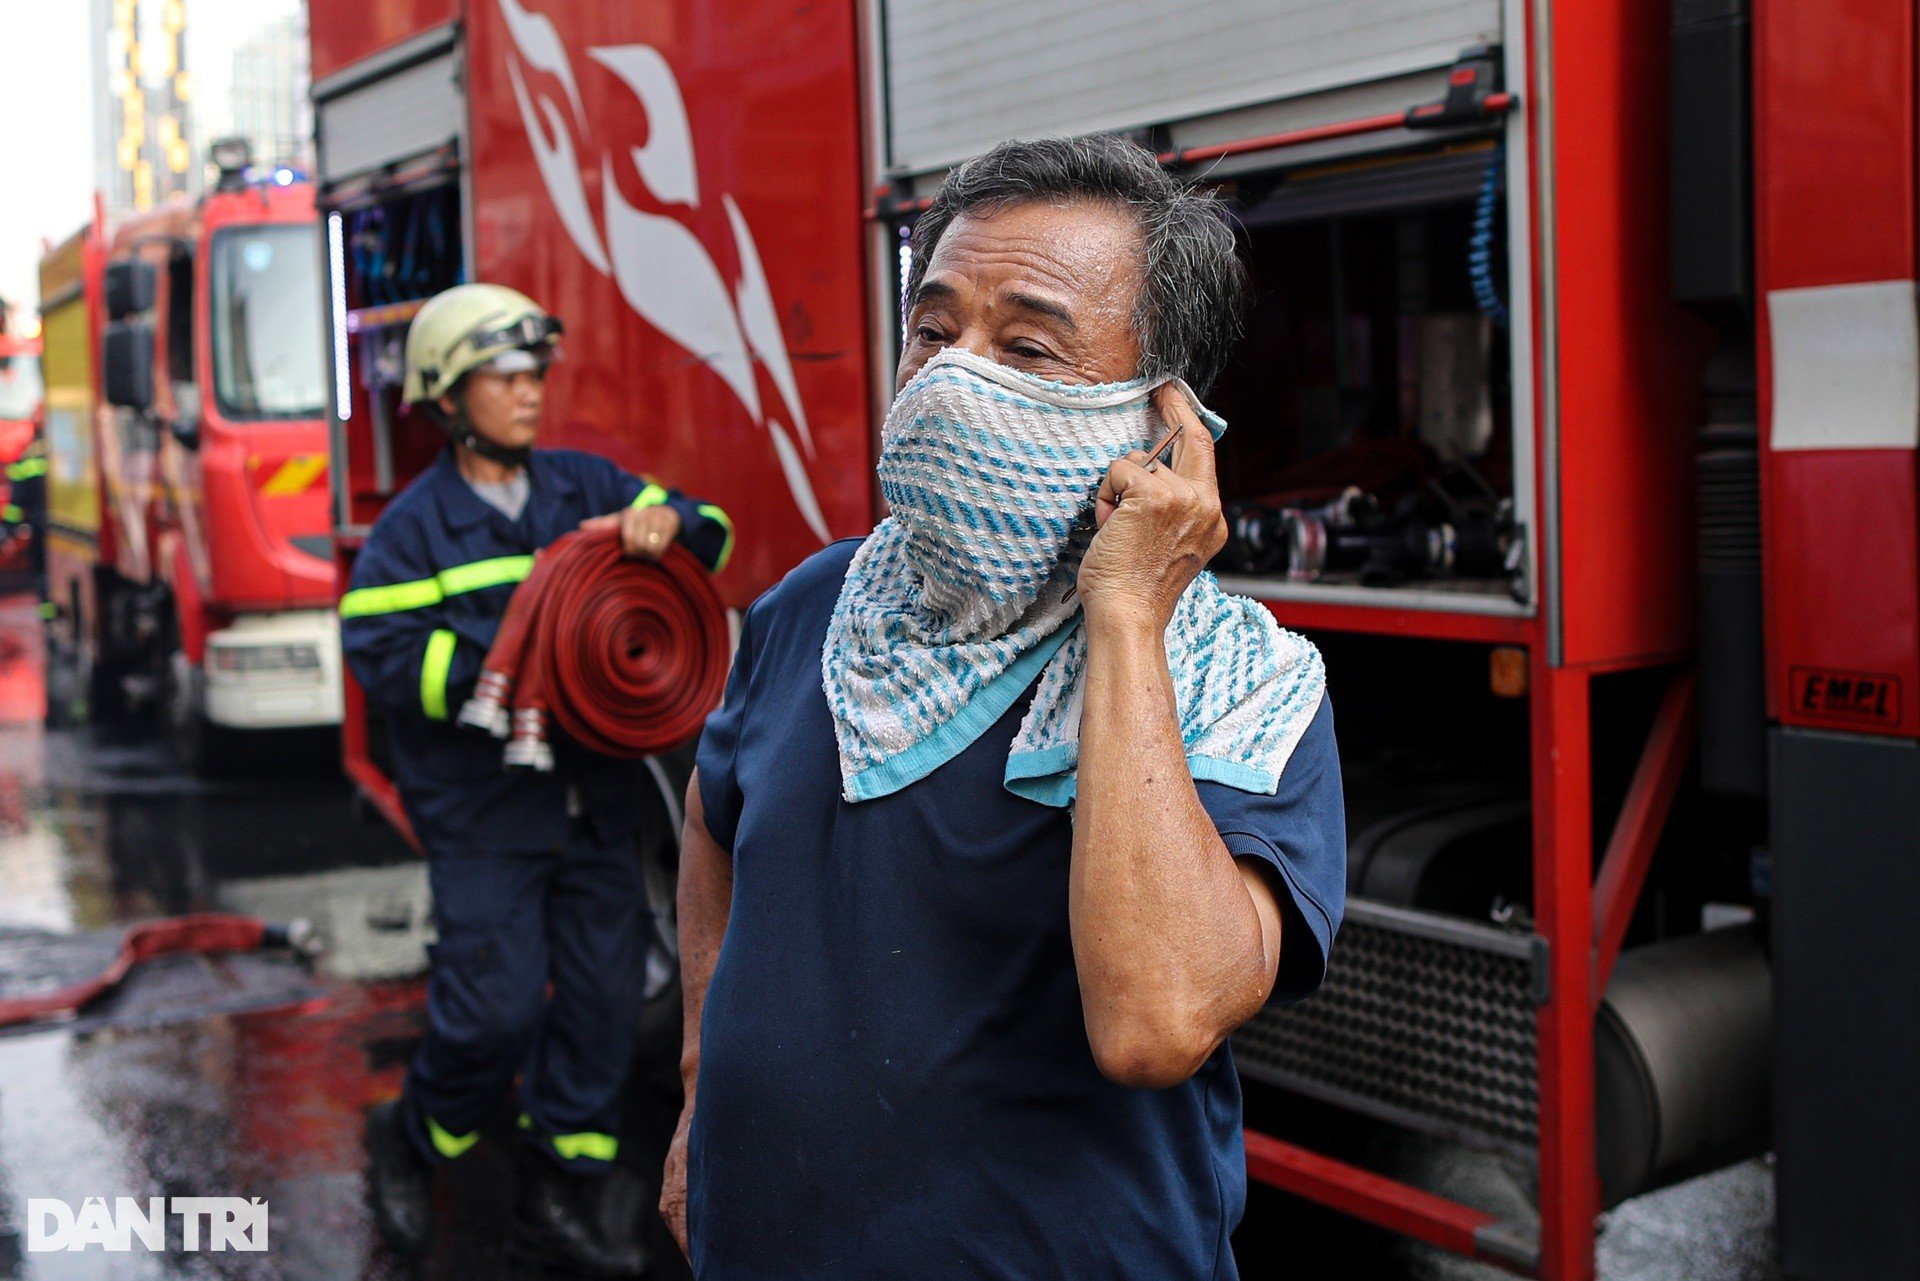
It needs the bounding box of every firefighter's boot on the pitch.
[510,1135,649,1278]
[365,1100,434,1255]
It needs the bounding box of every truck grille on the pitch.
[1234,898,1541,1153]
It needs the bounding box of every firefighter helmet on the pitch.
[401,283,564,406]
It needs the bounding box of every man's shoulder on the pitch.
[743,538,864,644]
[762,539,862,609]
[786,537,865,588]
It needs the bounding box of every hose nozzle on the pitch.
[503,708,554,772]
[457,670,513,738]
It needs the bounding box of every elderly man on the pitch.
[663,135,1346,1277]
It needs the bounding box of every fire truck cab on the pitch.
[41,147,342,764]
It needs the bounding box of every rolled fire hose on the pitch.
[457,528,730,770]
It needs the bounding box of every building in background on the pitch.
[87,0,310,213]
[87,0,120,209]
[222,11,312,173]
[89,0,193,212]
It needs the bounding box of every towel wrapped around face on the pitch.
[822,348,1325,806]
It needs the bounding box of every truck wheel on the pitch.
[633,748,694,1061]
[166,649,236,775]
[86,653,134,727]
[43,617,87,730]
[87,575,151,730]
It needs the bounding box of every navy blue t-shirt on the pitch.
[691,541,1346,1280]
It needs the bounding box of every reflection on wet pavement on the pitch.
[0,588,692,1280]
[0,586,1777,1280]
[0,591,446,1278]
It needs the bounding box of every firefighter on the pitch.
[4,439,46,590]
[343,283,731,1275]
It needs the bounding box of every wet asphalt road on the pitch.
[0,593,1779,1279]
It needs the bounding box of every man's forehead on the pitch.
[920,201,1143,309]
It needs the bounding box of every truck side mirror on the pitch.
[103,321,155,410]
[104,259,157,320]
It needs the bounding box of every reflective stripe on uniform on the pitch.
[517,1114,618,1162]
[427,1115,479,1159]
[630,482,669,510]
[339,554,535,618]
[437,554,534,595]
[7,457,47,481]
[550,1131,618,1162]
[421,629,457,720]
[698,502,735,572]
[2,505,23,523]
[339,577,444,618]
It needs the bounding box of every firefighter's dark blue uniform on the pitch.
[340,446,731,1172]
[5,444,46,585]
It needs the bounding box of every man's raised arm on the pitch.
[1069,389,1285,1090]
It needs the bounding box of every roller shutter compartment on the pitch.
[880,0,1502,174]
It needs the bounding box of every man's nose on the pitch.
[949,328,997,361]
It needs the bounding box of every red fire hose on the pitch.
[457,528,730,769]
[0,915,311,1028]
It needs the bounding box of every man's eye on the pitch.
[914,326,948,344]
[1008,343,1049,359]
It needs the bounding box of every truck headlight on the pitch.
[210,643,322,673]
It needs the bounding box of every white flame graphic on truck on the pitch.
[497,0,831,543]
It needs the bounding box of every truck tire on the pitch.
[166,648,237,775]
[86,650,134,727]
[633,747,694,1061]
[88,572,162,730]
[43,606,88,730]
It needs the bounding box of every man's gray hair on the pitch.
[905,134,1247,394]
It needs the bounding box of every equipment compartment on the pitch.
[325,178,465,533]
[1207,143,1528,609]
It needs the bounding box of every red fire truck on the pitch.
[39,147,342,766]
[305,2,1916,1278]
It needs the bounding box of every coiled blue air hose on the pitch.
[1470,144,1509,329]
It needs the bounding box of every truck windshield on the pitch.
[0,357,41,421]
[211,225,326,420]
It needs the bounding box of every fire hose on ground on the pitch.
[457,528,731,770]
[0,915,315,1028]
